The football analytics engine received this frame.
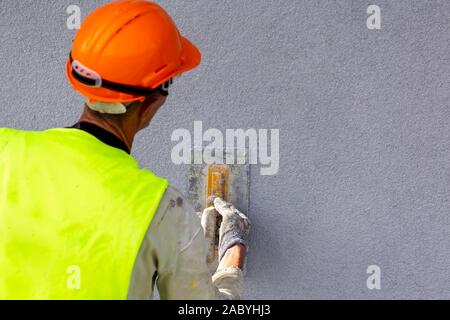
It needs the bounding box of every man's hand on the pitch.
[213,198,251,264]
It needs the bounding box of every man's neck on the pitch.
[79,109,137,152]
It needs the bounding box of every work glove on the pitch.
[213,198,251,262]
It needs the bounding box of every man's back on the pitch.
[0,128,167,299]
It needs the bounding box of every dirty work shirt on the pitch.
[127,185,243,300]
[71,122,243,300]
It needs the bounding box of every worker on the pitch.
[0,0,250,300]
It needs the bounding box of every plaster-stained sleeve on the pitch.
[127,186,243,300]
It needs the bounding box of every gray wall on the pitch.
[1,0,449,299]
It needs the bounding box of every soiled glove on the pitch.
[214,198,251,262]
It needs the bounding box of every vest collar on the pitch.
[71,122,130,154]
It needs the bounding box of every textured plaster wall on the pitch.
[1,0,450,299]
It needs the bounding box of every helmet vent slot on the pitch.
[155,64,168,74]
[114,14,143,36]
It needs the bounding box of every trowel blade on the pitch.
[187,148,250,272]
[187,148,250,214]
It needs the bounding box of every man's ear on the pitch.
[136,94,165,130]
[138,97,155,117]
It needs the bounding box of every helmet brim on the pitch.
[179,36,202,74]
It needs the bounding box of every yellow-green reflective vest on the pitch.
[0,127,168,299]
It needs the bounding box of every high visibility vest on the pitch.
[0,127,168,299]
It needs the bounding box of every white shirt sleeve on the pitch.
[127,186,243,300]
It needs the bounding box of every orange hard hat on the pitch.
[66,0,201,103]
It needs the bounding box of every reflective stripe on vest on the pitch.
[0,128,168,299]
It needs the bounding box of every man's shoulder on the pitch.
[162,186,195,209]
[153,185,201,225]
[158,184,195,218]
